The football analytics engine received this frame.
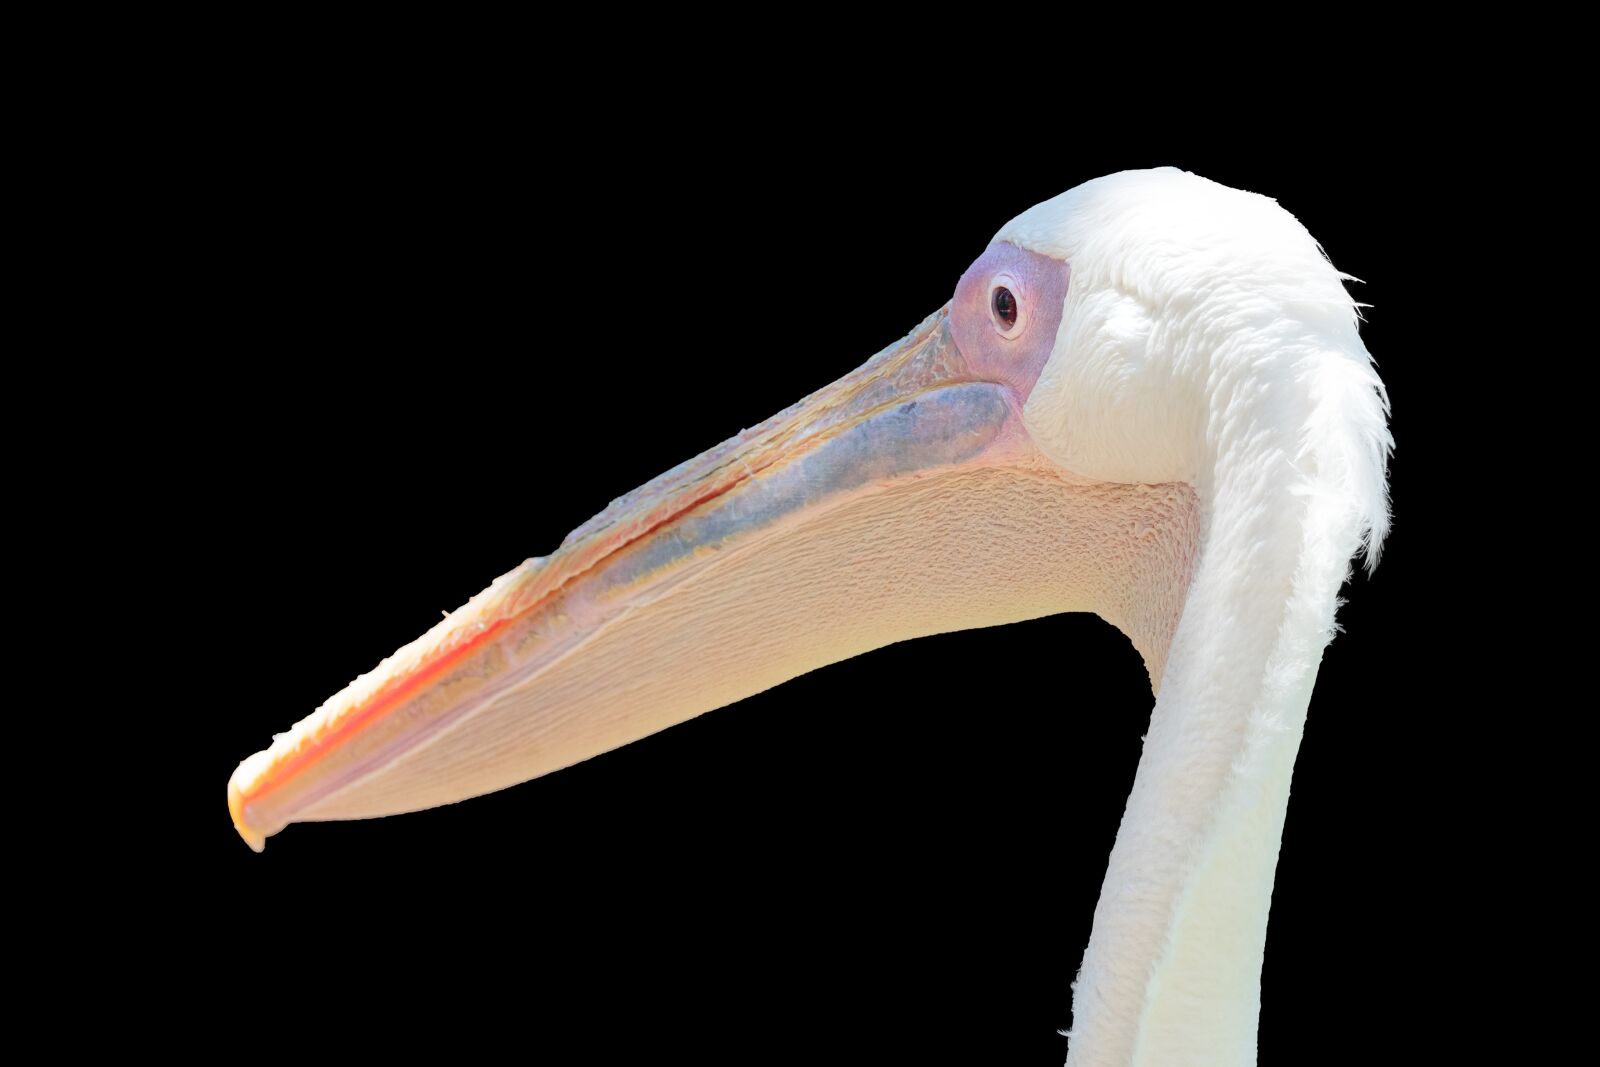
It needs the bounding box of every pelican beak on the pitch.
[229,304,1188,850]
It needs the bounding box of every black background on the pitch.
[149,63,1470,1064]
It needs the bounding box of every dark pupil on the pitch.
[992,287,1017,328]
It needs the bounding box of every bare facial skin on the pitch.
[949,241,1070,397]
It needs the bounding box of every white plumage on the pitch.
[1003,170,1390,1063]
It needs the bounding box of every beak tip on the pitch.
[228,763,268,853]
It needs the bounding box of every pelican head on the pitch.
[228,167,1390,1064]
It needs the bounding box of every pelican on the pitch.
[227,167,1390,1065]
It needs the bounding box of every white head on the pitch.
[1003,167,1391,568]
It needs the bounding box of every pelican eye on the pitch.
[992,287,1017,330]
